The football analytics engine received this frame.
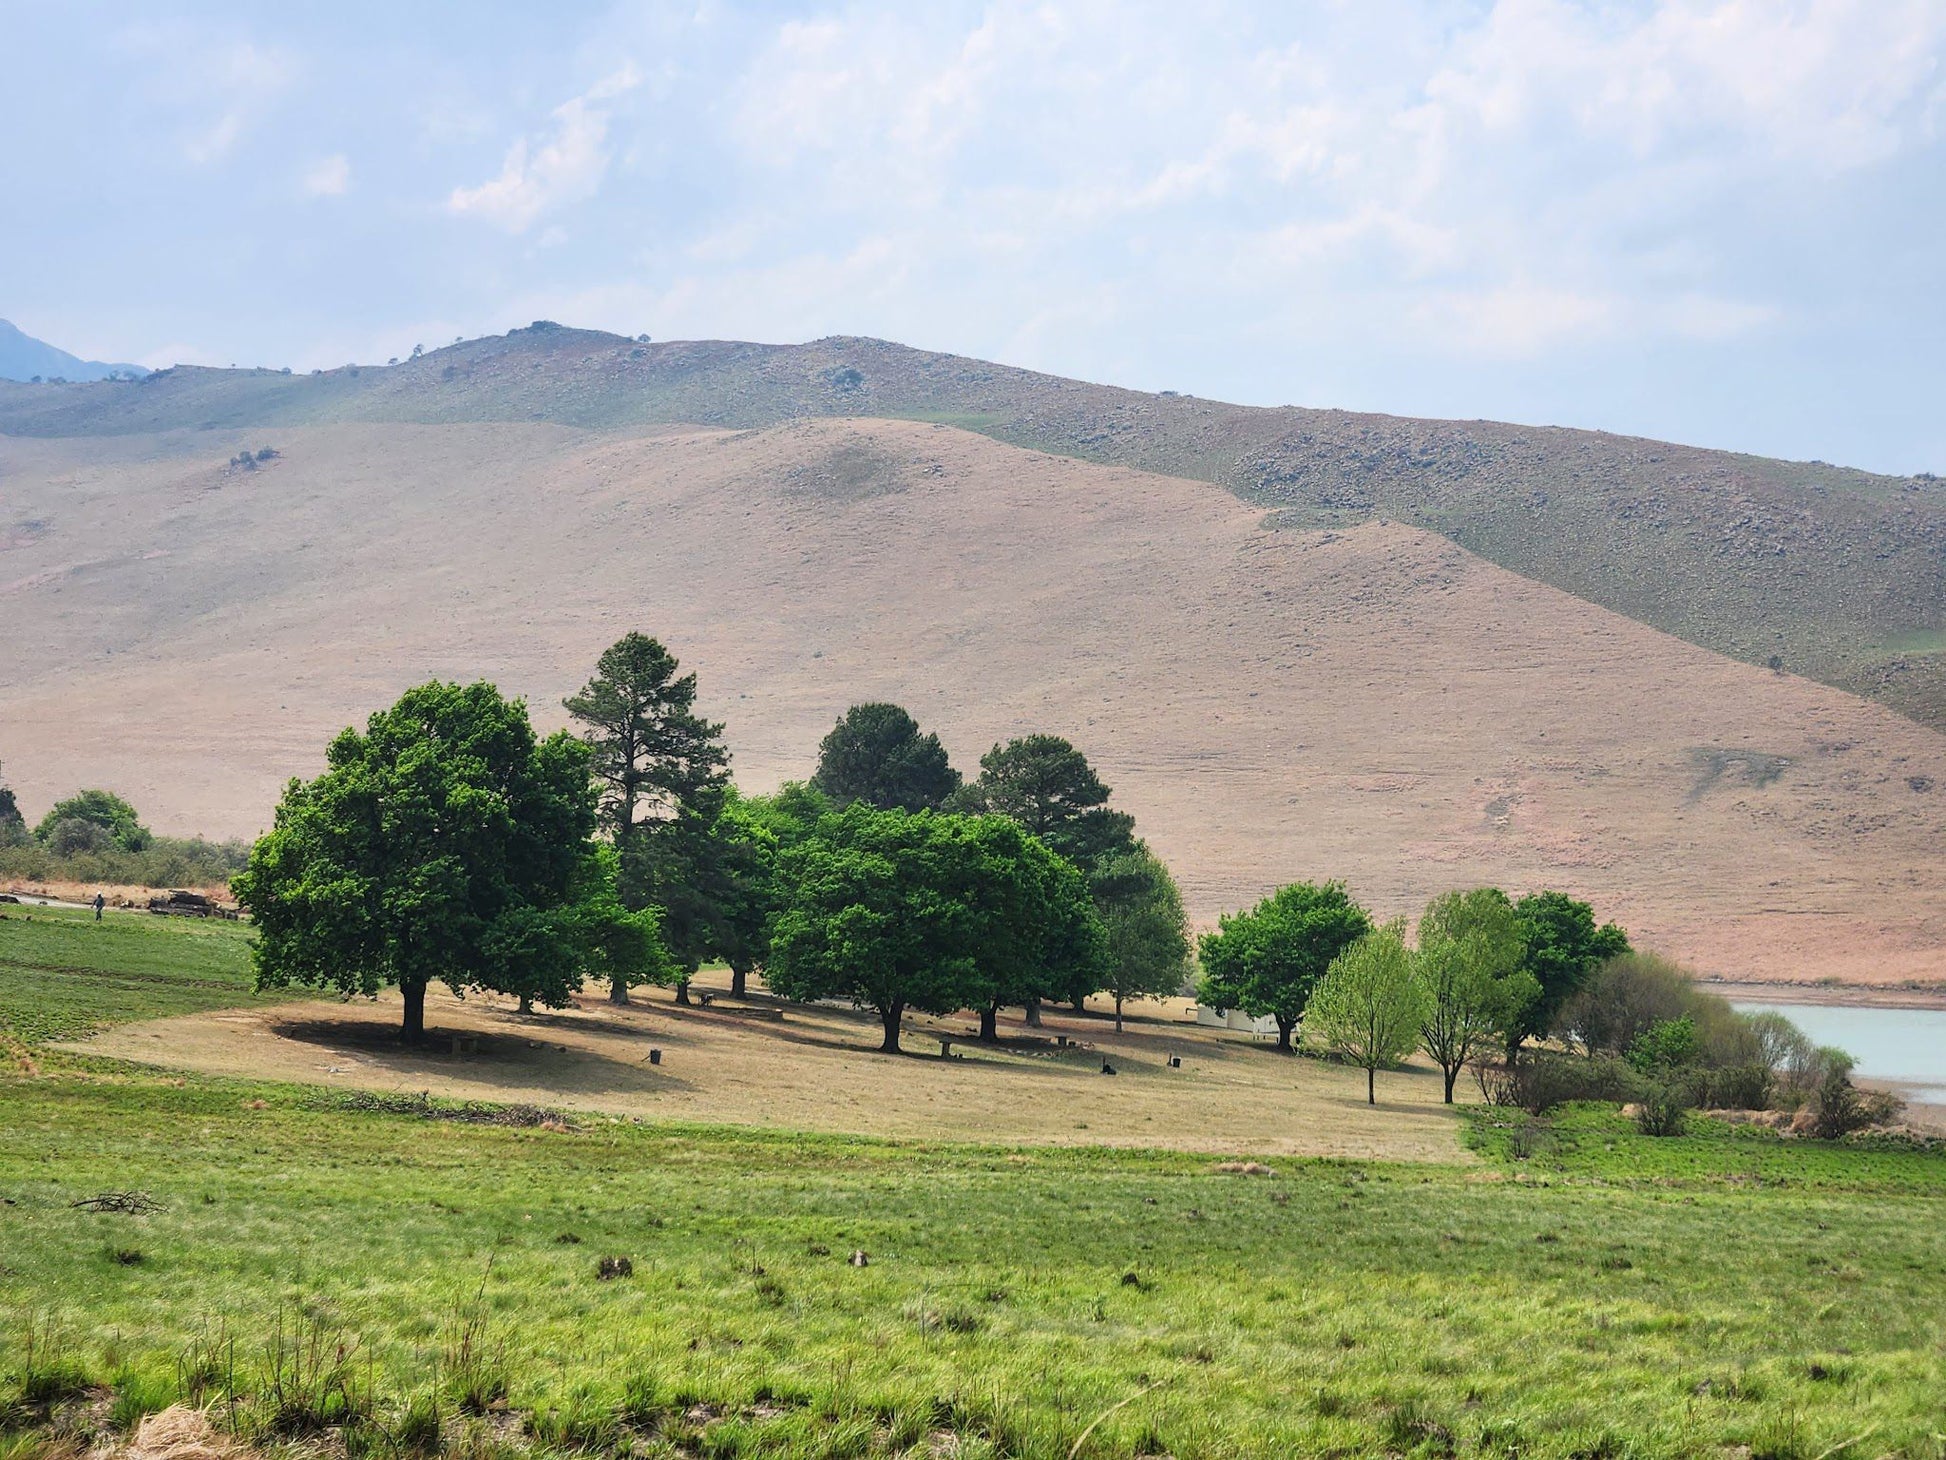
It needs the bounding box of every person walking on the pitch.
[93,891,105,921]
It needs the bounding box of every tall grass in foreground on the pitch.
[1,1071,1942,1459]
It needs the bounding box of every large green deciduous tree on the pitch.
[234,681,597,1042]
[559,845,675,1014]
[764,805,982,1052]
[1510,890,1630,1059]
[957,815,1108,1042]
[564,633,729,1002]
[810,703,960,812]
[1305,921,1431,1105]
[953,734,1135,872]
[1415,888,1537,1102]
[1092,844,1192,1031]
[714,784,834,997]
[33,789,150,852]
[1197,881,1372,1051]
[705,790,789,999]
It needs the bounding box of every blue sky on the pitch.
[5,1,1945,474]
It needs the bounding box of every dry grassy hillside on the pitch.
[3,417,1942,988]
[7,327,1942,729]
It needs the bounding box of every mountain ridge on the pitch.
[2,325,1942,731]
[0,318,145,384]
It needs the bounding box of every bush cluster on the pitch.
[1477,1053,1642,1113]
[1476,951,1893,1137]
[0,783,244,889]
[0,836,250,890]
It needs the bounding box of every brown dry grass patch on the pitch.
[71,971,1470,1162]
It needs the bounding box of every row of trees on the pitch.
[238,635,1193,1049]
[0,775,250,885]
[1198,881,1627,1100]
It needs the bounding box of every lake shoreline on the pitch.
[1702,979,1946,1011]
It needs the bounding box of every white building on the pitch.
[1189,1004,1282,1039]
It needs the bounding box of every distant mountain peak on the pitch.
[0,318,146,383]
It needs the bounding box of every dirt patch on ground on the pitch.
[71,972,1472,1162]
[3,879,229,908]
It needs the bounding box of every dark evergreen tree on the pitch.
[565,633,729,1001]
[810,703,959,811]
[954,734,1134,872]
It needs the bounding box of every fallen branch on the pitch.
[72,1190,165,1214]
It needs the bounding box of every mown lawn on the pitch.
[1,1070,1942,1460]
[0,904,262,1045]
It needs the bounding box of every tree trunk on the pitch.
[1023,998,1042,1028]
[978,1004,999,1041]
[1114,996,1124,1033]
[879,1001,905,1054]
[517,993,533,1016]
[729,964,748,999]
[1072,995,1088,1014]
[1276,1016,1296,1052]
[1367,1065,1376,1105]
[608,975,630,1006]
[1442,1064,1458,1104]
[401,980,428,1044]
[674,979,691,1006]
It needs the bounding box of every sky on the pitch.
[4,0,1945,474]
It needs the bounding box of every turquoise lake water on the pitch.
[1733,1001,1946,1105]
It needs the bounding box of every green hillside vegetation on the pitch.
[0,903,260,1045]
[5,326,1943,727]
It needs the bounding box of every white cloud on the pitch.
[33,2,1946,469]
[302,154,350,197]
[166,38,294,165]
[1426,0,1946,172]
[448,64,640,232]
[704,0,1946,369]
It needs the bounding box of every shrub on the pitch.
[1634,1083,1690,1136]
[1626,1016,1700,1075]
[1701,1063,1773,1110]
[32,790,150,852]
[1806,1057,1901,1138]
[1559,952,1694,1056]
[1745,1011,1817,1092]
[45,817,113,857]
[1475,1052,1642,1114]
[1563,956,1827,1112]
[0,834,249,890]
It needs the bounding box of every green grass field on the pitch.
[3,911,1944,1459]
[0,905,262,1046]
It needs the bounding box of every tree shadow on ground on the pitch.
[265,1014,699,1097]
